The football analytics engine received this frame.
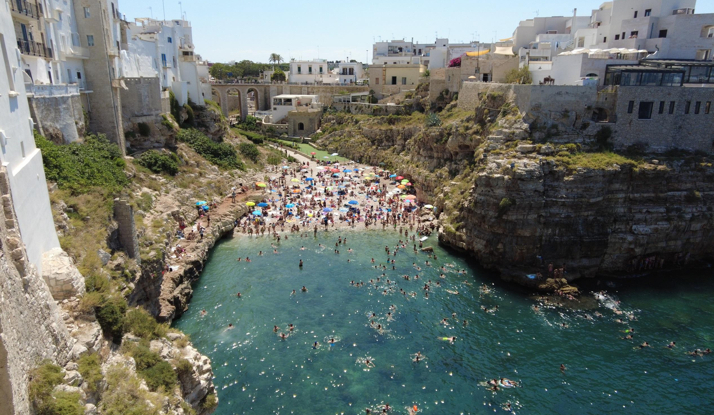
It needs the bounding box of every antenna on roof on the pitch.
[534,9,539,17]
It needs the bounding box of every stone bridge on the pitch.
[210,84,371,121]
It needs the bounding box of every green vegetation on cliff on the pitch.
[177,129,244,170]
[28,361,83,415]
[35,132,128,194]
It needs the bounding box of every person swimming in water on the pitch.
[236,292,242,298]
[291,289,296,295]
[200,309,207,316]
[666,341,676,349]
[273,325,279,332]
[560,364,566,373]
[313,341,320,349]
[280,332,288,339]
[299,259,303,268]
[227,324,234,329]
[288,323,294,332]
[301,286,308,292]
[639,341,650,349]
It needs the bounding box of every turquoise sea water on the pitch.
[174,231,714,414]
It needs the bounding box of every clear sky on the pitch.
[117,0,714,63]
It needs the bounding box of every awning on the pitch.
[494,46,514,55]
[465,49,490,57]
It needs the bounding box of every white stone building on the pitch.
[336,61,367,84]
[1,3,60,273]
[268,94,320,123]
[372,38,492,70]
[124,18,208,106]
[288,59,329,84]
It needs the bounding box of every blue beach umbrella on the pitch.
[343,169,353,173]
[323,208,333,213]
[305,177,314,181]
[252,210,262,216]
[339,208,349,212]
[389,174,397,178]
[286,203,295,208]
[257,202,269,207]
[196,201,207,205]
[348,200,359,205]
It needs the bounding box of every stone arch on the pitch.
[298,122,305,131]
[225,88,243,118]
[211,88,221,106]
[246,87,262,115]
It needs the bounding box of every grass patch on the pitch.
[125,343,177,392]
[555,151,642,171]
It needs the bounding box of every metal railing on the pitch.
[17,40,53,58]
[10,0,41,19]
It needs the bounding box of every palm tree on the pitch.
[269,53,283,68]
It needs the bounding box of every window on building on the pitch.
[375,78,379,84]
[627,101,634,113]
[659,30,668,38]
[669,101,675,114]
[172,56,177,67]
[111,3,115,18]
[401,77,407,85]
[319,66,323,74]
[630,31,638,38]
[297,66,301,74]
[633,11,638,18]
[658,101,665,114]
[644,9,651,17]
[161,53,167,67]
[20,141,25,158]
[694,101,701,114]
[638,102,653,119]
[615,34,620,40]
[622,32,626,39]
[0,34,14,91]
[84,7,90,18]
[391,76,397,85]
[603,37,607,42]
[298,122,304,131]
[577,37,585,47]
[685,101,691,114]
[168,37,172,43]
[309,66,312,74]
[706,101,711,114]
[87,35,94,46]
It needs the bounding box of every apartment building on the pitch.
[288,59,329,83]
[72,0,125,151]
[1,2,60,272]
[124,17,209,106]
[372,38,490,70]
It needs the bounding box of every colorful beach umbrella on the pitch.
[396,176,404,180]
[252,210,262,216]
[246,202,255,206]
[343,169,353,173]
[256,183,267,187]
[424,204,434,209]
[397,185,406,189]
[339,208,349,212]
[306,177,314,181]
[323,208,333,213]
[196,201,207,206]
[311,152,316,155]
[403,195,416,200]
[389,174,397,178]
[286,203,295,208]
[257,202,269,207]
[348,200,359,205]
[291,178,300,182]
[331,153,339,156]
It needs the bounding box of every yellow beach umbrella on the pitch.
[246,202,255,206]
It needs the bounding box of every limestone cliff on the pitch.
[0,169,74,414]
[315,93,714,285]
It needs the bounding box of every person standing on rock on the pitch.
[206,214,211,227]
[231,187,236,203]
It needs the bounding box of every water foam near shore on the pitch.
[175,231,714,414]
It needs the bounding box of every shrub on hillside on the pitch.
[78,353,103,393]
[425,112,442,127]
[136,150,179,175]
[35,132,128,194]
[177,129,243,169]
[128,344,177,392]
[239,142,260,162]
[137,122,151,137]
[95,295,127,342]
[236,115,260,131]
[124,307,167,340]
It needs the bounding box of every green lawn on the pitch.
[275,140,349,162]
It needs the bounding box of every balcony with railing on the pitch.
[25,83,79,97]
[10,0,41,20]
[17,40,53,59]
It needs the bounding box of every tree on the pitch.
[269,53,283,67]
[505,65,533,84]
[271,69,286,82]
